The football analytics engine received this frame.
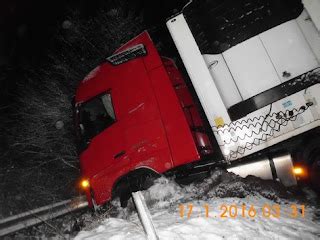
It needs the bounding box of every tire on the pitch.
[300,136,320,191]
[291,134,320,192]
[114,170,160,208]
[120,190,131,208]
[309,151,320,191]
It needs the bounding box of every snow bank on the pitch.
[75,170,320,240]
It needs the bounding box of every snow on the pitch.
[75,170,320,240]
[62,20,72,30]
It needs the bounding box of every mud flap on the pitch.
[227,153,297,187]
[272,154,297,187]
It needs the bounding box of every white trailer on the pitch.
[167,0,320,187]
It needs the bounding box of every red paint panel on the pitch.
[149,66,200,167]
[91,147,172,205]
[125,118,174,170]
[162,57,213,156]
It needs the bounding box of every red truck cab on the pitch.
[74,32,213,207]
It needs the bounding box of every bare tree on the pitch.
[0,0,145,218]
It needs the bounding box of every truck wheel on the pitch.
[309,152,320,191]
[301,136,320,191]
[114,169,160,208]
[294,135,320,191]
[120,191,131,208]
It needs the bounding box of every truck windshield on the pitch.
[78,93,115,146]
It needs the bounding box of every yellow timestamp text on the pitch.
[179,203,305,219]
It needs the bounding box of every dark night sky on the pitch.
[0,0,187,68]
[0,0,83,104]
[0,0,99,67]
[0,0,187,104]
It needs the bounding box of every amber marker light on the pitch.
[293,167,304,176]
[81,179,90,189]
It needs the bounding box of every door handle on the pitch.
[114,150,126,159]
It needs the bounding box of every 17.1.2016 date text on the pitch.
[179,203,305,219]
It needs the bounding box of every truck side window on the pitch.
[79,93,115,145]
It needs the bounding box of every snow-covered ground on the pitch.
[75,170,320,240]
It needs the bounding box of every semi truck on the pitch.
[74,0,320,208]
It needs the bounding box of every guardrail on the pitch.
[0,196,88,237]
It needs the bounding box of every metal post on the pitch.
[131,191,159,240]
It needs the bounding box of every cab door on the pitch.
[78,91,129,178]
